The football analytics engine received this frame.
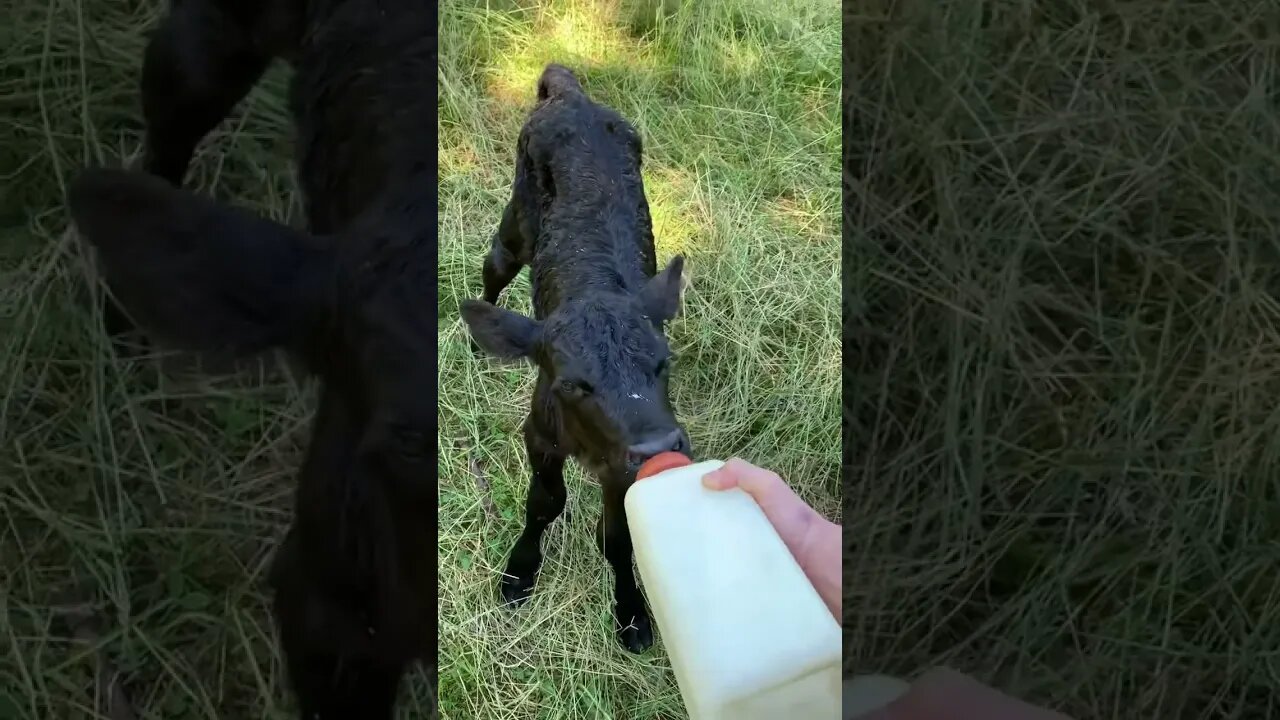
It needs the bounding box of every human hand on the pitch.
[852,668,1073,720]
[701,458,841,619]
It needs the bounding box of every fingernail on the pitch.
[701,470,727,489]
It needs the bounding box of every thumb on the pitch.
[703,458,818,540]
[703,457,800,508]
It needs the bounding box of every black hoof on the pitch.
[500,572,536,606]
[615,608,653,653]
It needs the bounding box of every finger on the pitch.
[705,459,817,537]
[701,458,773,492]
[719,457,802,510]
[703,459,811,529]
[701,466,738,490]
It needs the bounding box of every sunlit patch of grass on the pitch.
[482,2,657,109]
[718,39,764,77]
[439,137,481,178]
[644,167,706,261]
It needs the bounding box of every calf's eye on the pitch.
[655,358,670,378]
[558,379,593,397]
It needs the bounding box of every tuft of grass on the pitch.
[438,0,839,718]
[846,2,1280,718]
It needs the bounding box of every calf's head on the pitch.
[461,256,689,476]
[67,169,436,498]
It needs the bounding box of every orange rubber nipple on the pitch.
[636,452,692,480]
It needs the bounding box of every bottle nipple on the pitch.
[636,451,692,480]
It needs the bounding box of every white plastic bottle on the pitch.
[625,454,842,719]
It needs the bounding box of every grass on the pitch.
[15,0,1278,718]
[13,0,1274,718]
[0,4,338,717]
[437,1,839,718]
[845,2,1280,718]
[0,0,839,719]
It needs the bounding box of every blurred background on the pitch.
[846,2,1279,718]
[2,1,327,718]
[0,0,838,718]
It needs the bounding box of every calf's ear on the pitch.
[641,255,684,323]
[460,300,540,360]
[68,168,331,361]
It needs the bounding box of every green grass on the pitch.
[846,2,1280,718]
[437,1,839,718]
[0,0,838,718]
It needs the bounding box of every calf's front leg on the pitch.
[101,0,273,348]
[500,426,567,605]
[271,528,407,719]
[481,202,526,305]
[140,0,273,186]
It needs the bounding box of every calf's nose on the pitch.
[626,429,690,467]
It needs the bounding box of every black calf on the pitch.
[67,1,437,717]
[462,64,688,654]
